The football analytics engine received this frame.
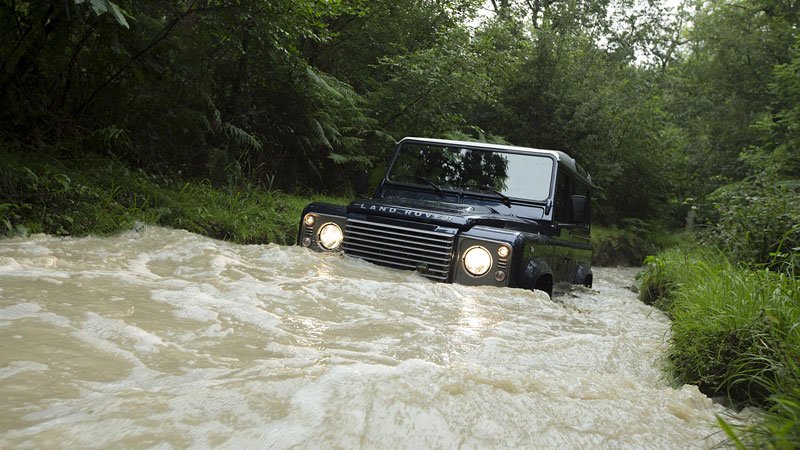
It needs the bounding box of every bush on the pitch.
[703,172,800,274]
[592,223,686,267]
[734,368,800,449]
[0,151,159,237]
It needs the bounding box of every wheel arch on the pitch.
[518,258,553,297]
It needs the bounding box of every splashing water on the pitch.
[0,227,733,448]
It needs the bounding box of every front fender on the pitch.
[297,202,348,250]
[517,257,553,290]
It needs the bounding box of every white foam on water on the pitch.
[0,302,71,327]
[82,313,166,354]
[0,361,49,380]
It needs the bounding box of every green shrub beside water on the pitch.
[0,151,346,244]
[639,249,800,447]
[703,173,800,275]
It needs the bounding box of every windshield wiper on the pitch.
[477,185,511,207]
[409,176,445,197]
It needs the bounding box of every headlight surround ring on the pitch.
[462,245,493,277]
[497,245,510,258]
[317,222,344,250]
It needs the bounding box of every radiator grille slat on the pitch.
[346,228,452,251]
[343,218,455,281]
[347,222,453,243]
[345,241,452,265]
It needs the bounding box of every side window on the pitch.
[554,170,574,223]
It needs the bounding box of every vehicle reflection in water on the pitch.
[0,227,739,449]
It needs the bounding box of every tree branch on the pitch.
[381,87,434,129]
[56,19,97,109]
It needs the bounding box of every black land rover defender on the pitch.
[297,137,593,296]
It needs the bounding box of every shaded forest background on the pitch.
[1,0,798,264]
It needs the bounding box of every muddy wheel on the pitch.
[533,274,553,297]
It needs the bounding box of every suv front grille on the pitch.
[343,218,455,281]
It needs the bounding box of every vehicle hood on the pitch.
[347,198,545,232]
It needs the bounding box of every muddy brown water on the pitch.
[0,227,735,448]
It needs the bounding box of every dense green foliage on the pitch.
[1,0,387,192]
[3,0,796,228]
[704,174,800,273]
[0,148,344,244]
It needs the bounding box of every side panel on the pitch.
[549,227,592,284]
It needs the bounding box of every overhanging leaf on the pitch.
[78,0,130,28]
[89,0,108,15]
[106,1,130,28]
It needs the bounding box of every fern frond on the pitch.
[327,153,374,167]
[223,123,262,152]
[335,136,363,149]
[311,119,332,149]
[306,66,343,100]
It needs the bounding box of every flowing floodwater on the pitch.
[0,227,734,448]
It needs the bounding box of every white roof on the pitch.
[400,137,561,158]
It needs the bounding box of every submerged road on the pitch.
[0,227,734,448]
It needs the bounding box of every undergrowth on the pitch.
[0,149,346,245]
[591,222,685,266]
[639,248,800,447]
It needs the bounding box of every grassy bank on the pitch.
[0,150,346,244]
[639,248,800,447]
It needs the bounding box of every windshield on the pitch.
[387,142,554,201]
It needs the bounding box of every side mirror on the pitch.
[571,195,588,223]
[353,170,370,198]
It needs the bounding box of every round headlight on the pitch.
[317,223,343,250]
[463,246,492,277]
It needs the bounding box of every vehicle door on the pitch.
[552,170,576,282]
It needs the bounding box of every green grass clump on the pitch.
[738,375,800,449]
[639,248,800,446]
[0,150,346,244]
[669,265,799,405]
[153,181,344,244]
[637,248,727,311]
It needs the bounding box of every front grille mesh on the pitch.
[343,219,455,281]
